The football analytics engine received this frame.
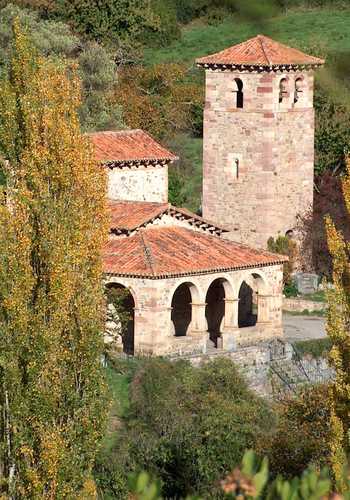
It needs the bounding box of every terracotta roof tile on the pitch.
[103,226,287,278]
[108,200,169,231]
[196,34,324,68]
[108,200,228,233]
[87,129,178,164]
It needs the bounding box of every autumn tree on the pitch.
[326,155,350,488]
[0,22,108,498]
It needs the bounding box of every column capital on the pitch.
[224,298,239,303]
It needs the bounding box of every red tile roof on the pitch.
[196,35,324,68]
[108,200,228,234]
[87,129,178,165]
[103,226,287,278]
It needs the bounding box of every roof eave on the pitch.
[196,61,324,71]
[104,258,287,280]
[102,157,178,168]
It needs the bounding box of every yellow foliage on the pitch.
[326,156,350,489]
[0,20,108,498]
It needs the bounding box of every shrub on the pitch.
[98,357,273,499]
[267,235,297,285]
[294,338,332,358]
[113,63,203,140]
[257,384,332,479]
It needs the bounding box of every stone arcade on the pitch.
[89,36,323,357]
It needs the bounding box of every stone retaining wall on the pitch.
[283,297,325,313]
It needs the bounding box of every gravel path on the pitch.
[283,313,326,342]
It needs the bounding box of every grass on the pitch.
[294,338,332,358]
[100,357,142,454]
[144,8,350,65]
[301,290,326,302]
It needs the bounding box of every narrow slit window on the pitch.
[234,78,244,108]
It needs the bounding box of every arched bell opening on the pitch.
[105,283,135,355]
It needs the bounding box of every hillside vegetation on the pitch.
[1,0,349,273]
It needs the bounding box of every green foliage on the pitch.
[294,338,332,358]
[96,357,272,499]
[257,385,332,479]
[167,135,203,211]
[47,0,162,47]
[144,8,350,64]
[267,235,297,285]
[325,158,350,486]
[114,63,203,140]
[314,83,350,176]
[0,23,108,497]
[0,4,124,131]
[128,471,163,500]
[0,3,79,71]
[129,449,350,499]
[283,281,298,298]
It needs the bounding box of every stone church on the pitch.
[89,35,323,357]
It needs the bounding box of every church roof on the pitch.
[196,34,324,69]
[108,200,227,235]
[103,226,287,278]
[87,129,178,166]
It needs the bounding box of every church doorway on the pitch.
[105,284,135,354]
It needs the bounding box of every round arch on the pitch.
[105,282,135,354]
[279,77,289,104]
[237,271,268,328]
[171,281,201,337]
[205,277,234,347]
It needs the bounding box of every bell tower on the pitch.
[197,35,324,248]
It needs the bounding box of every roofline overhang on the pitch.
[101,157,178,169]
[109,204,229,235]
[196,62,324,72]
[103,258,287,280]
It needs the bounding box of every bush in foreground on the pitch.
[95,357,273,499]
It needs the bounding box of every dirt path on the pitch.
[283,314,326,342]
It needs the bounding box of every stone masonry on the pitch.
[108,163,168,202]
[202,70,315,249]
[105,263,284,356]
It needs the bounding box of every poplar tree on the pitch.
[326,156,350,487]
[0,22,108,498]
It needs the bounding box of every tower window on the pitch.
[234,78,243,108]
[279,78,288,103]
[294,78,303,103]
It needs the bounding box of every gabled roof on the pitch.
[196,35,324,69]
[108,200,227,235]
[103,226,287,279]
[87,129,178,166]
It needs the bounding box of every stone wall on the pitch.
[202,69,315,249]
[105,263,284,356]
[283,297,325,313]
[107,163,168,202]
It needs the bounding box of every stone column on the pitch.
[257,294,273,323]
[221,298,239,351]
[190,302,207,333]
[190,302,208,353]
